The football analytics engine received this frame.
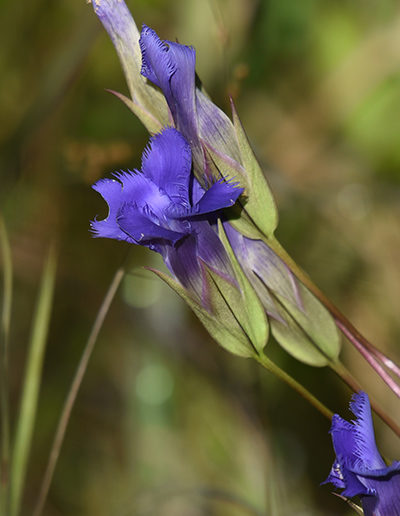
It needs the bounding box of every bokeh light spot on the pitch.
[135,363,174,406]
[123,271,161,308]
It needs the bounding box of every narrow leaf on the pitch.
[10,244,57,516]
[32,265,125,516]
[0,215,13,515]
[0,216,12,354]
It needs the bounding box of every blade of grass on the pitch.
[9,244,57,516]
[0,216,13,516]
[32,265,125,516]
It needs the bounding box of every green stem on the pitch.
[32,265,125,516]
[256,353,333,420]
[0,216,12,516]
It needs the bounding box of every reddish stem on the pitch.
[336,320,400,399]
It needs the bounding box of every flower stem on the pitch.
[32,265,125,516]
[336,320,400,398]
[368,347,400,379]
[256,353,333,420]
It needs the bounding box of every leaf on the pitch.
[271,313,330,367]
[10,244,57,516]
[0,215,12,513]
[227,232,342,367]
[0,215,12,349]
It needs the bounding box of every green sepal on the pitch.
[269,282,341,367]
[245,273,330,366]
[148,267,255,358]
[271,313,330,367]
[107,90,164,135]
[216,220,269,353]
[202,146,265,240]
[231,101,279,239]
[230,233,342,367]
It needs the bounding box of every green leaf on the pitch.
[231,101,279,239]
[228,204,266,240]
[0,215,12,515]
[10,244,57,516]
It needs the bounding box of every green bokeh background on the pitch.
[1,0,400,514]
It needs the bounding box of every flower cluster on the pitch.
[91,0,341,367]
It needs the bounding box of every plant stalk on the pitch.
[336,320,400,398]
[32,265,125,516]
[9,245,57,516]
[256,353,333,420]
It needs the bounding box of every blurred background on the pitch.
[1,0,400,514]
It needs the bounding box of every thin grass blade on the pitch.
[9,244,57,516]
[0,216,13,516]
[32,264,125,516]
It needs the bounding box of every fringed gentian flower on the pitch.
[91,127,242,301]
[91,127,269,358]
[324,391,400,516]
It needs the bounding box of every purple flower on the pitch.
[139,25,242,177]
[323,391,400,515]
[91,127,243,301]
